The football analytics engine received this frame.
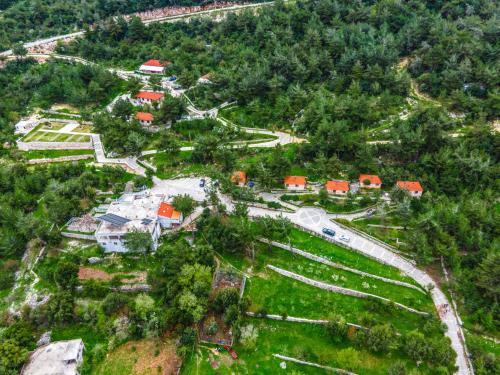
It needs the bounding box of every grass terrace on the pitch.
[22,130,91,143]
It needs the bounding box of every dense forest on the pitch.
[61,0,499,338]
[0,0,253,50]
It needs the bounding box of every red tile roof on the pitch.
[143,59,171,67]
[284,176,306,186]
[200,73,211,80]
[136,112,154,121]
[135,91,164,101]
[231,171,246,184]
[157,202,181,220]
[326,180,349,192]
[396,181,423,192]
[359,174,381,185]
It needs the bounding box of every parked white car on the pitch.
[339,234,350,243]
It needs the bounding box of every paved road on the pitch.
[91,134,146,175]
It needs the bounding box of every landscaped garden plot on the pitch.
[40,121,67,130]
[23,130,91,142]
[182,319,428,375]
[72,124,93,133]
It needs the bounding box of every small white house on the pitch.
[359,174,382,189]
[22,339,84,375]
[198,73,212,84]
[325,180,349,195]
[136,112,154,126]
[284,176,307,190]
[396,181,424,198]
[134,91,164,106]
[138,59,170,74]
[157,202,183,229]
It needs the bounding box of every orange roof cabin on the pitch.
[396,181,423,197]
[135,91,164,105]
[136,112,154,126]
[231,171,247,187]
[157,202,183,229]
[284,176,307,190]
[326,180,350,195]
[198,73,212,84]
[139,59,171,74]
[359,174,382,189]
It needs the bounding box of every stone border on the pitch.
[27,155,94,164]
[272,354,358,375]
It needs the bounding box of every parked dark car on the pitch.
[199,178,206,188]
[322,228,336,237]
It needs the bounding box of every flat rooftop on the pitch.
[22,339,83,375]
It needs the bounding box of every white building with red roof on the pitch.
[134,91,165,106]
[136,112,154,126]
[396,181,424,197]
[284,176,307,190]
[325,180,350,195]
[139,59,171,74]
[359,174,382,189]
[157,202,183,229]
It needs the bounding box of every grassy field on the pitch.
[281,193,376,213]
[23,130,91,142]
[94,339,180,375]
[21,149,94,159]
[182,318,431,375]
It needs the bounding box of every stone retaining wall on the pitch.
[246,312,366,330]
[61,232,96,241]
[267,264,429,316]
[28,155,94,164]
[18,141,93,150]
[259,238,424,293]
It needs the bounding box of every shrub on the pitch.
[102,293,130,316]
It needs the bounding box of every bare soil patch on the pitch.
[78,267,147,284]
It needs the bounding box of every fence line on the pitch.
[272,354,358,375]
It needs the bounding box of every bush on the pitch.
[213,288,240,313]
[326,314,348,343]
[102,293,130,316]
[205,318,218,336]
